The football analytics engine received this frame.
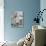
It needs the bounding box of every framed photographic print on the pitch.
[11,11,24,28]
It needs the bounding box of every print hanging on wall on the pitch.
[11,11,24,28]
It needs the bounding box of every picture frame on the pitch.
[11,11,24,28]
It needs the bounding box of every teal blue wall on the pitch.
[4,0,40,42]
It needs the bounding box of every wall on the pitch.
[4,0,40,42]
[40,0,46,27]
